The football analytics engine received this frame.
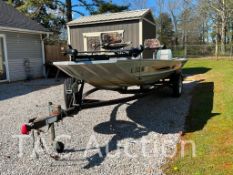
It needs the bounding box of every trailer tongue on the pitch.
[20,87,158,153]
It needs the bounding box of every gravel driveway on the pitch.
[0,79,194,175]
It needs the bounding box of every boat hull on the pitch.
[54,58,187,89]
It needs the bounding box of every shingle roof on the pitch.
[0,0,48,33]
[68,9,151,26]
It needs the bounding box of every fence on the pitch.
[172,44,233,58]
[44,43,233,60]
[45,43,69,63]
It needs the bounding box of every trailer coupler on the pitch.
[21,102,78,134]
[20,102,80,153]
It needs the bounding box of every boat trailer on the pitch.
[20,42,184,153]
[20,82,162,153]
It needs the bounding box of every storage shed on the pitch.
[0,1,49,82]
[67,9,156,58]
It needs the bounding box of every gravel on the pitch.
[0,78,194,175]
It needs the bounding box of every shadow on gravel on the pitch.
[0,78,63,101]
[84,80,216,169]
[85,104,149,169]
[84,83,193,168]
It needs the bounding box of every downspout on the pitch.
[67,25,71,45]
[139,19,143,58]
[40,33,50,77]
[67,25,72,61]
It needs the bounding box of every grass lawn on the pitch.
[164,59,233,175]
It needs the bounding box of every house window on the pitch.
[0,36,7,81]
[83,30,124,52]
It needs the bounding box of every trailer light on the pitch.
[21,124,29,135]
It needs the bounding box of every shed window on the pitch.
[86,36,101,51]
[83,30,124,52]
[101,32,123,45]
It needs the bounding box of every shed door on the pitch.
[0,36,8,81]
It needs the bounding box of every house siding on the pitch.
[69,20,140,51]
[0,31,43,81]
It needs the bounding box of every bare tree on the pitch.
[156,0,164,39]
[167,0,183,47]
[206,0,233,54]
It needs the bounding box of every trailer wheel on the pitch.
[171,72,183,97]
[64,77,75,109]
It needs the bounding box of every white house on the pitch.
[0,1,50,82]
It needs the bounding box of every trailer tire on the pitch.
[171,72,183,97]
[64,77,75,109]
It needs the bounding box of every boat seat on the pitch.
[156,49,172,60]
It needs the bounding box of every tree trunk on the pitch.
[184,29,187,57]
[170,10,178,48]
[221,16,226,54]
[220,0,226,55]
[202,22,205,43]
[66,0,72,22]
[215,21,220,57]
[215,40,218,57]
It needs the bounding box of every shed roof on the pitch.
[0,1,49,33]
[68,9,153,26]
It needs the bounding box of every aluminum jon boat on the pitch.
[54,58,187,89]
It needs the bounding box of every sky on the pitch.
[71,0,170,19]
